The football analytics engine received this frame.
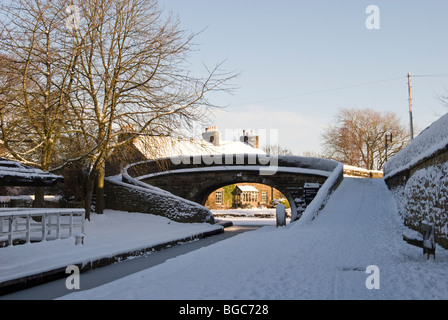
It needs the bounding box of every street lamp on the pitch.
[385,133,393,162]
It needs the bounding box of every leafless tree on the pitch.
[0,0,237,218]
[0,1,87,206]
[65,0,236,217]
[264,144,294,156]
[322,108,410,170]
[440,92,448,110]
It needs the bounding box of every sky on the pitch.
[158,0,448,154]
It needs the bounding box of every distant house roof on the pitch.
[133,135,266,160]
[0,158,63,187]
[236,185,259,192]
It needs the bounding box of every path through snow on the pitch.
[61,178,448,300]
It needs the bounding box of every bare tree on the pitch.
[0,0,236,218]
[0,1,89,206]
[322,108,410,170]
[66,0,236,217]
[440,92,448,110]
[264,144,294,156]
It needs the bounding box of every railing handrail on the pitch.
[0,208,85,247]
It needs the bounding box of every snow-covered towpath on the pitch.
[61,178,448,300]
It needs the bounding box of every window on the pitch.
[262,192,268,203]
[242,191,258,202]
[215,191,223,205]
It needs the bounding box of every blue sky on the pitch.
[159,0,448,154]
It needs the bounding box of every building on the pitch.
[205,183,286,210]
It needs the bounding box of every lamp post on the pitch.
[408,73,414,141]
[385,133,393,162]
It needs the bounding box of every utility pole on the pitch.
[408,73,414,141]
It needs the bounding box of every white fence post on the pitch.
[69,212,73,238]
[8,216,13,246]
[42,213,47,241]
[56,213,61,239]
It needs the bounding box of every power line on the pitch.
[230,73,448,107]
[231,76,405,107]
[413,74,448,78]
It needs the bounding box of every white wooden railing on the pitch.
[0,208,85,247]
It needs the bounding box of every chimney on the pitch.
[240,129,259,149]
[202,126,220,146]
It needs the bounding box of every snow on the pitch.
[383,112,448,177]
[235,185,259,192]
[298,162,343,223]
[55,178,448,300]
[134,165,332,181]
[212,208,291,220]
[390,162,448,241]
[0,210,222,285]
[132,135,265,161]
[107,177,213,223]
[0,158,62,182]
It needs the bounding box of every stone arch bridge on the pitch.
[112,154,340,222]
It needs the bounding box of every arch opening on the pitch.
[203,183,292,222]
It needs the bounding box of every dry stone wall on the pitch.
[385,141,448,249]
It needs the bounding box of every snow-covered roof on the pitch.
[0,158,63,186]
[236,185,259,192]
[133,135,265,160]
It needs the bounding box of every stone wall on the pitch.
[104,178,215,224]
[385,145,448,249]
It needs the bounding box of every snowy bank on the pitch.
[59,179,448,300]
[0,210,222,289]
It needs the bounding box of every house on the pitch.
[205,183,286,210]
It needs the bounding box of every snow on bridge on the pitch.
[121,155,343,222]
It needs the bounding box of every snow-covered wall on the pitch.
[104,178,215,224]
[383,112,448,178]
[384,113,448,249]
[391,163,448,245]
[296,162,344,224]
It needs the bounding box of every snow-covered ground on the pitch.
[0,211,223,285]
[58,178,448,300]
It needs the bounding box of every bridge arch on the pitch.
[123,154,340,221]
[189,173,291,208]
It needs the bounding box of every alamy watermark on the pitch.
[365,5,380,30]
[169,129,279,176]
[66,5,80,31]
[365,265,380,290]
[65,265,80,290]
